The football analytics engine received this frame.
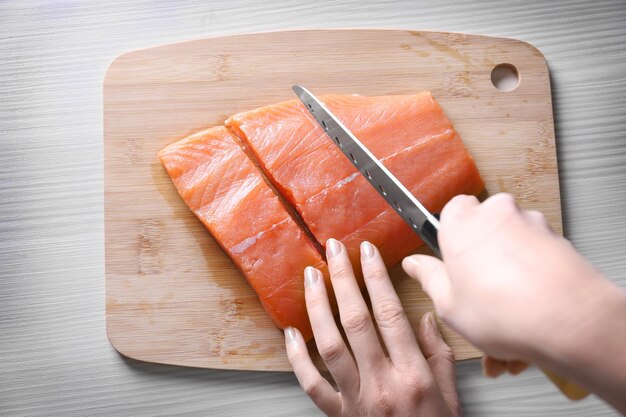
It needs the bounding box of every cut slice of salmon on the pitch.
[226,93,484,281]
[158,126,328,341]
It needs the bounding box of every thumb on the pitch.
[402,255,452,312]
[418,312,460,416]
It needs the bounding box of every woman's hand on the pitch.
[285,239,460,417]
[402,193,614,363]
[402,193,626,414]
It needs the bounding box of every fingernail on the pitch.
[326,239,341,258]
[402,256,419,274]
[427,312,440,335]
[360,241,375,260]
[304,266,318,287]
[285,327,296,343]
[405,256,419,268]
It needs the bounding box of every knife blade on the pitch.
[293,85,441,257]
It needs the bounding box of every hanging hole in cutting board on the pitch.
[491,63,519,92]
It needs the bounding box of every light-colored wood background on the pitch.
[2,1,624,415]
[104,29,560,371]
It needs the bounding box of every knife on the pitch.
[292,85,441,257]
[293,84,589,401]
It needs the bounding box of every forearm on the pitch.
[533,279,626,414]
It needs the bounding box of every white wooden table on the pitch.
[1,1,624,416]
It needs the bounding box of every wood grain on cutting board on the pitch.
[104,29,560,371]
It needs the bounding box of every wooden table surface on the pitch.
[1,1,624,416]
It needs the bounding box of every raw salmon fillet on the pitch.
[159,92,483,341]
[157,126,328,340]
[226,93,484,280]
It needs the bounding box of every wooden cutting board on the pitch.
[104,29,560,371]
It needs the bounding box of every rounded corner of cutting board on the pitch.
[504,36,548,59]
[103,44,172,88]
[103,50,135,88]
[105,319,143,363]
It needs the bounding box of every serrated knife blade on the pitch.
[293,85,441,257]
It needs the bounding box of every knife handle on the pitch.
[542,369,589,400]
[420,213,441,257]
